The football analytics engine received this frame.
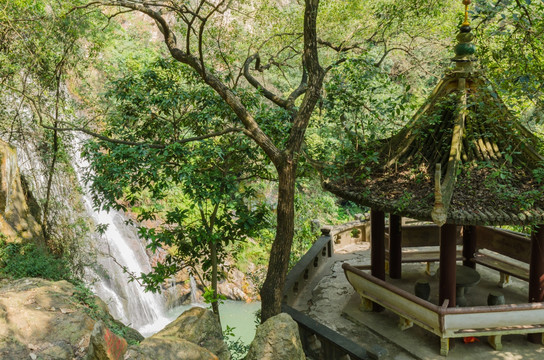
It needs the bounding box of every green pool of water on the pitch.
[161,300,261,345]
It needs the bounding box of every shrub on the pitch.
[0,239,71,281]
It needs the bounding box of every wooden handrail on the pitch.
[343,263,442,313]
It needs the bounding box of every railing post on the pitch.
[371,209,385,312]
[528,224,544,343]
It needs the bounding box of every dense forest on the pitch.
[1,0,543,344]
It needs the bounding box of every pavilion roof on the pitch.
[324,57,544,226]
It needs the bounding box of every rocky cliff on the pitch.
[0,139,42,242]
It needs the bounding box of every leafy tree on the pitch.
[74,0,465,321]
[0,0,103,262]
[83,58,269,318]
[473,0,544,125]
[73,0,327,322]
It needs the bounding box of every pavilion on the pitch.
[323,0,544,349]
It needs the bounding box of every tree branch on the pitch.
[317,38,363,52]
[45,124,244,149]
[286,0,324,153]
[243,53,290,109]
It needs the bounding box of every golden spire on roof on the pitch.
[462,0,471,27]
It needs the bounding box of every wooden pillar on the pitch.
[439,224,457,307]
[371,209,385,312]
[462,225,476,269]
[389,214,402,279]
[528,224,544,343]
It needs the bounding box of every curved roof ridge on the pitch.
[432,84,467,225]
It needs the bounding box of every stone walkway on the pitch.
[305,243,416,359]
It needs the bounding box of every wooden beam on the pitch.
[371,209,385,312]
[439,224,457,307]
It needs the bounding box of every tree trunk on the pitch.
[42,76,61,242]
[210,240,221,325]
[260,160,296,322]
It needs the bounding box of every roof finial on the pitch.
[462,0,471,27]
[452,0,476,72]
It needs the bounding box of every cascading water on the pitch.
[73,136,169,335]
[189,275,200,304]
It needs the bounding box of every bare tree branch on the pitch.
[317,38,363,52]
[243,53,290,109]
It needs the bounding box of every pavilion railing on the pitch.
[343,263,544,356]
[282,219,540,359]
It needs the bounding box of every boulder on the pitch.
[0,278,140,360]
[154,307,230,360]
[0,278,95,359]
[92,296,144,344]
[124,337,218,360]
[245,313,306,360]
[86,321,128,360]
[217,268,249,301]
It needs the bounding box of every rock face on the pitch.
[0,278,95,359]
[0,278,231,360]
[245,313,306,360]
[164,264,261,309]
[124,338,219,360]
[0,140,43,241]
[0,278,143,360]
[86,321,128,360]
[125,307,230,360]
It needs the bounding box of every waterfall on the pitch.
[73,136,169,335]
[3,149,15,213]
[190,275,200,304]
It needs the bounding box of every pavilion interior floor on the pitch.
[299,242,544,360]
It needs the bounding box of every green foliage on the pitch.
[83,58,271,313]
[0,239,71,281]
[474,0,544,123]
[203,287,227,305]
[223,325,250,360]
[310,55,417,184]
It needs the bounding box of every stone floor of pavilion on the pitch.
[297,242,544,360]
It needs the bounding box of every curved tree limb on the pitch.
[243,53,290,109]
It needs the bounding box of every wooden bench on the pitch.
[386,248,464,275]
[470,226,531,287]
[472,251,529,287]
[343,263,544,356]
[385,224,463,275]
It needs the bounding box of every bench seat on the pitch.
[472,252,529,287]
[385,249,464,275]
